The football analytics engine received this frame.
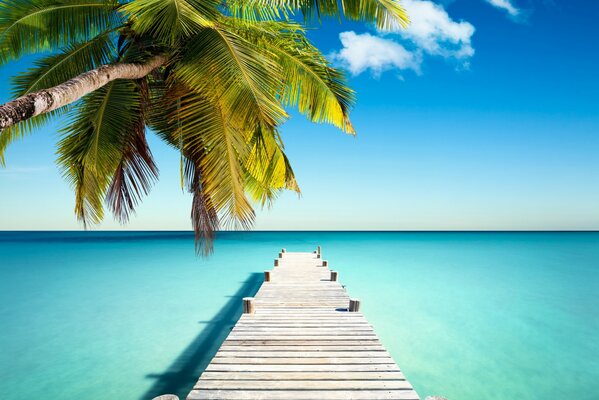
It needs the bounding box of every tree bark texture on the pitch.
[0,55,166,130]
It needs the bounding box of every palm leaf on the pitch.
[245,125,299,207]
[57,79,141,225]
[0,0,121,64]
[106,78,158,223]
[186,157,219,255]
[122,0,219,45]
[175,22,287,132]
[149,83,256,231]
[234,22,355,133]
[222,0,408,29]
[341,0,409,30]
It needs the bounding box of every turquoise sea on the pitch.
[0,231,598,400]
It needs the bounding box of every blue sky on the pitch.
[1,0,598,230]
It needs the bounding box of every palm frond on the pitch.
[0,0,121,64]
[341,0,409,30]
[175,22,287,131]
[245,125,299,207]
[122,0,219,45]
[106,78,158,223]
[149,83,256,231]
[57,79,141,225]
[224,0,294,22]
[221,0,408,29]
[186,158,219,255]
[236,22,355,133]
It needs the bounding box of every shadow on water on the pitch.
[140,273,263,400]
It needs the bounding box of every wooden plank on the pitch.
[188,389,419,400]
[223,340,385,346]
[204,363,401,372]
[215,351,391,358]
[194,380,413,390]
[198,371,406,380]
[219,345,387,351]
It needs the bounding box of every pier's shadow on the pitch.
[141,273,263,400]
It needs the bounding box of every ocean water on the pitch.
[0,231,598,400]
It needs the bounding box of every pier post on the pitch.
[317,245,321,255]
[243,297,255,314]
[274,259,279,267]
[264,271,271,282]
[349,298,361,312]
[330,271,338,281]
[281,248,286,253]
[322,260,328,267]
[278,252,283,258]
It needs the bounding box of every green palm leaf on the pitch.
[175,22,287,132]
[245,125,299,207]
[235,22,355,133]
[122,0,219,45]
[223,0,408,29]
[0,0,121,64]
[57,79,141,225]
[149,82,255,229]
[106,79,158,223]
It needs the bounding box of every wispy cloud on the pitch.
[485,0,521,17]
[396,0,475,59]
[330,0,475,78]
[329,32,422,77]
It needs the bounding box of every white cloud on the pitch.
[485,0,520,16]
[329,31,422,77]
[330,0,475,78]
[396,0,475,59]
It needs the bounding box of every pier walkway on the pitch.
[186,249,420,400]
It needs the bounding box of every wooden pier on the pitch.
[186,249,420,400]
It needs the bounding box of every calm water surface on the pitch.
[0,231,598,399]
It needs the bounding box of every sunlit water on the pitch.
[0,231,598,400]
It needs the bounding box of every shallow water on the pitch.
[0,231,598,399]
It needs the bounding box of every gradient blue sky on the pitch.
[1,0,598,230]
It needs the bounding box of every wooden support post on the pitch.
[274,259,279,267]
[281,248,286,253]
[317,245,321,255]
[322,260,328,267]
[278,252,283,258]
[316,253,321,259]
[264,271,271,282]
[330,271,338,281]
[349,298,361,312]
[243,297,255,314]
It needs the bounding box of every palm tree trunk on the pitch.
[0,55,167,130]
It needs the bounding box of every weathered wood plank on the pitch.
[194,380,413,390]
[219,345,387,351]
[215,351,391,358]
[211,357,396,364]
[188,389,419,400]
[197,371,406,380]
[204,363,401,372]
[223,340,385,346]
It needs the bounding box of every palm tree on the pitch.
[0,0,408,253]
